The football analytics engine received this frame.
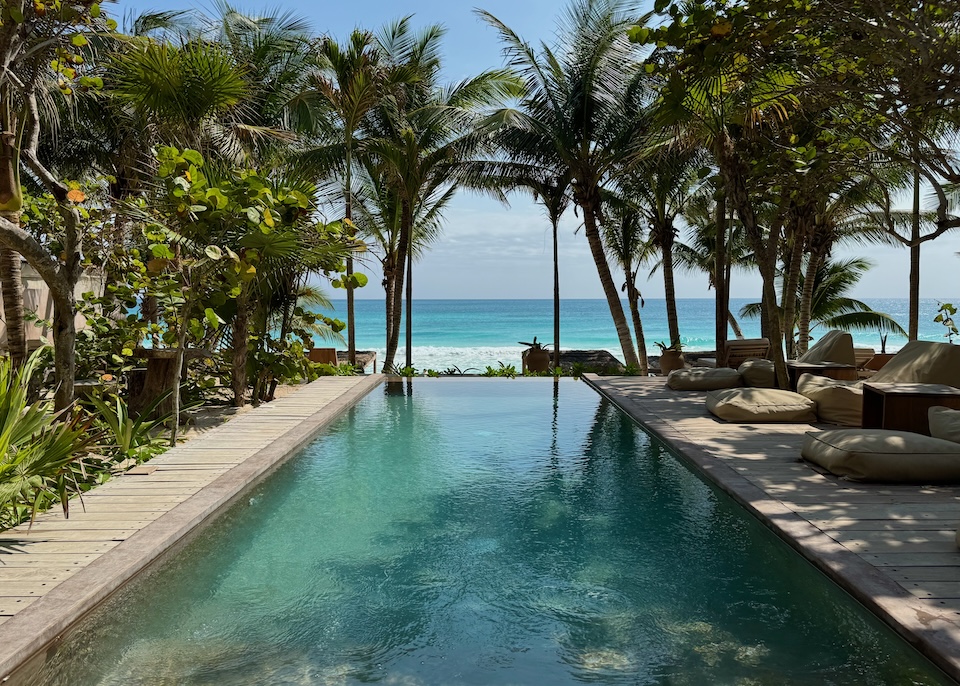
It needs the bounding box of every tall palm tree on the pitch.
[481,0,651,368]
[363,21,522,372]
[307,28,404,367]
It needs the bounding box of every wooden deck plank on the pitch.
[0,374,375,667]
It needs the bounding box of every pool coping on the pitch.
[0,374,384,684]
[583,374,960,683]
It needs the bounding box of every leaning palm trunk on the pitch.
[728,312,745,339]
[579,198,639,368]
[626,276,649,376]
[796,246,822,357]
[0,238,26,367]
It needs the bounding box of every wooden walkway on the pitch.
[586,375,960,682]
[0,375,382,682]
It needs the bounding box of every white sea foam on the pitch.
[366,346,626,373]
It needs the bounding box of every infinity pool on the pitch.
[34,380,947,684]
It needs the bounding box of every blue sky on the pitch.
[114,0,959,302]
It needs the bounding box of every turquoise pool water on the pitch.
[35,380,948,685]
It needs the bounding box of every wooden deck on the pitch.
[0,375,382,682]
[585,375,960,682]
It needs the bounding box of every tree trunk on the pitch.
[659,221,681,348]
[383,201,410,373]
[52,294,76,413]
[781,212,808,360]
[345,139,357,366]
[405,225,413,370]
[169,319,189,447]
[714,193,729,366]
[578,194,639,367]
[728,312,744,339]
[908,167,921,341]
[552,217,561,370]
[626,275,648,376]
[231,290,250,407]
[797,247,822,357]
[0,234,26,367]
[717,134,788,388]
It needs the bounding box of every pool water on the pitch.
[35,380,948,685]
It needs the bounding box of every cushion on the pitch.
[797,374,863,427]
[798,330,856,366]
[667,367,742,391]
[871,341,960,387]
[930,407,960,444]
[738,359,776,388]
[802,429,960,482]
[706,388,817,423]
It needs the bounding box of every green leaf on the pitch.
[8,6,24,23]
[204,308,221,330]
[204,245,223,260]
[71,34,88,48]
[352,273,369,288]
[90,4,101,18]
[181,149,204,167]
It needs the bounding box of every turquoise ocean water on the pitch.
[317,298,954,371]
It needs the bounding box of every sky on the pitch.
[114,0,960,302]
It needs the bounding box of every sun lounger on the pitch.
[699,338,770,369]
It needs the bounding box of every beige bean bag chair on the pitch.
[797,373,863,427]
[802,428,960,482]
[667,367,742,391]
[738,359,776,388]
[706,388,817,423]
[930,406,960,444]
[797,330,856,366]
[796,341,960,425]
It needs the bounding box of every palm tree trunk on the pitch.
[626,274,648,375]
[169,315,190,447]
[383,202,410,372]
[714,193,729,366]
[717,135,788,387]
[0,237,26,366]
[728,312,744,339]
[405,221,413,370]
[231,290,250,407]
[781,214,808,360]
[552,217,561,369]
[579,197,639,367]
[797,247,821,357]
[908,167,921,341]
[659,221,681,348]
[345,139,357,365]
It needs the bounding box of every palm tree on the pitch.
[740,257,906,343]
[362,21,522,372]
[481,0,651,368]
[307,28,408,367]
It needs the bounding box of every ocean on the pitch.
[315,298,956,371]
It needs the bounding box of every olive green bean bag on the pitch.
[930,407,960,444]
[802,429,960,482]
[706,388,817,423]
[737,359,776,388]
[667,367,743,391]
[796,373,863,427]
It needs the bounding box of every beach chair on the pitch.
[700,338,770,369]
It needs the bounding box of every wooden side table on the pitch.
[862,382,960,435]
[787,361,859,391]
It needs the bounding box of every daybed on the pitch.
[802,406,960,482]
